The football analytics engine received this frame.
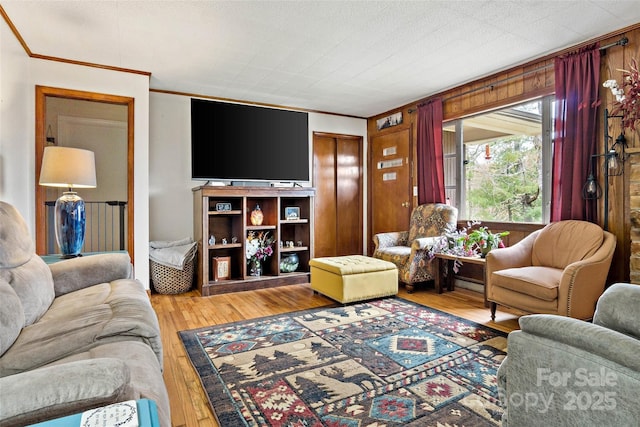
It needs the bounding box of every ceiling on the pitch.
[2,1,639,118]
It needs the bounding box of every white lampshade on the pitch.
[39,146,97,189]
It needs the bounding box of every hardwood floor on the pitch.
[150,284,521,427]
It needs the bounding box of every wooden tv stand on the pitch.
[193,185,315,296]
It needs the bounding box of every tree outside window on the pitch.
[444,98,552,223]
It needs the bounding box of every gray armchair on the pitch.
[497,283,640,426]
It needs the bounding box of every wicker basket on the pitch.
[150,256,195,294]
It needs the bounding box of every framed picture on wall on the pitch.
[376,111,403,130]
[212,256,231,281]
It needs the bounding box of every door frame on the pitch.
[35,85,135,261]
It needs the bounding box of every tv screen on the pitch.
[191,99,309,183]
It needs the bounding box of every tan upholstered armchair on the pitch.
[373,203,458,292]
[486,220,616,321]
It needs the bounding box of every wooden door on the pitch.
[313,133,363,258]
[370,128,412,253]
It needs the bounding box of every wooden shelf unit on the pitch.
[193,186,315,296]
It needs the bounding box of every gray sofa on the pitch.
[497,282,640,426]
[0,202,170,426]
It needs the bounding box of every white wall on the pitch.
[0,15,31,212]
[2,8,368,289]
[0,17,152,287]
[149,92,368,249]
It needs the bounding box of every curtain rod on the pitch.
[599,36,628,51]
[408,36,629,113]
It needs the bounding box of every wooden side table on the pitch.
[434,253,489,307]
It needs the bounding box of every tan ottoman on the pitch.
[309,255,398,304]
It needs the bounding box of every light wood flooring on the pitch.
[150,284,522,427]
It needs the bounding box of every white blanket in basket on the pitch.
[149,237,197,270]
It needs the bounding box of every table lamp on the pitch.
[39,146,97,258]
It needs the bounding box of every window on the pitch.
[443,97,553,223]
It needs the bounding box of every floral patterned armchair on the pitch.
[373,203,458,292]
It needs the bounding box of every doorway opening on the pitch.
[35,86,135,261]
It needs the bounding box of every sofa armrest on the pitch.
[518,314,640,372]
[411,236,440,251]
[500,314,640,427]
[49,253,133,297]
[373,231,409,250]
[593,283,640,341]
[0,358,134,426]
[558,231,616,319]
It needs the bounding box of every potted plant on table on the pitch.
[463,225,509,258]
[430,222,509,273]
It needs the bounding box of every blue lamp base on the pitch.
[54,191,86,258]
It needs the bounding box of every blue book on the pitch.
[29,399,159,427]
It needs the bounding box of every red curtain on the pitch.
[551,45,600,222]
[417,98,446,204]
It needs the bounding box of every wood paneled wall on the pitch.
[368,23,640,284]
[600,26,640,283]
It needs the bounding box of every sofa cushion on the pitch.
[51,341,171,427]
[0,358,133,427]
[0,202,35,269]
[0,279,163,377]
[532,220,603,269]
[0,278,24,357]
[1,256,55,326]
[0,202,55,326]
[0,341,170,427]
[491,266,561,301]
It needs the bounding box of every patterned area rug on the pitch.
[179,298,507,426]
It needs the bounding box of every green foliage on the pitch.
[466,134,542,222]
[463,226,509,256]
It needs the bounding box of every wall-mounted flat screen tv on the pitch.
[191,98,309,183]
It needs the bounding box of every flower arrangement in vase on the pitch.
[245,231,274,276]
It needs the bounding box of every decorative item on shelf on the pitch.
[250,204,264,225]
[39,146,97,258]
[246,230,274,277]
[284,206,300,220]
[216,202,232,211]
[208,235,216,246]
[212,256,231,281]
[221,238,227,245]
[249,258,262,277]
[232,236,238,244]
[603,58,639,131]
[280,253,299,273]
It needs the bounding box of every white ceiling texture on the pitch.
[2,1,640,118]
